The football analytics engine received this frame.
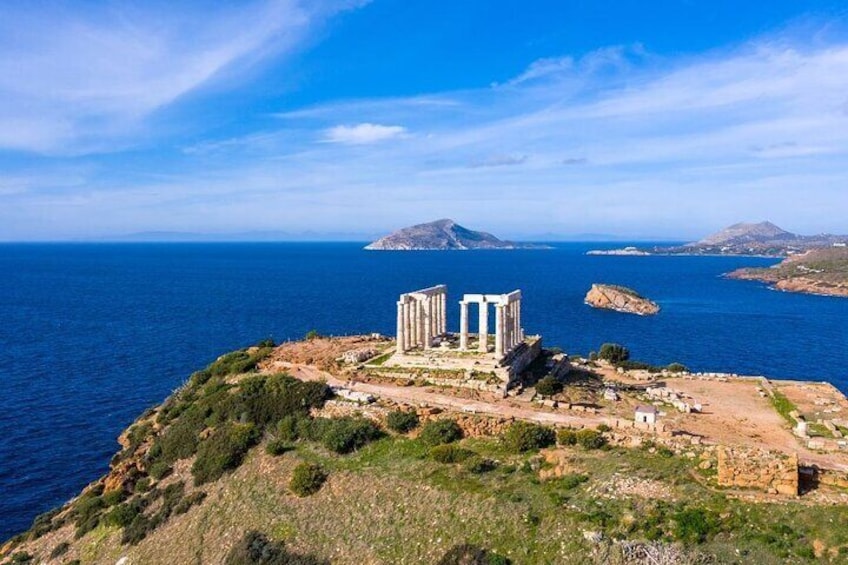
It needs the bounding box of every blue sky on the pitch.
[2,0,848,240]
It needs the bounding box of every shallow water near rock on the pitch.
[1,241,847,540]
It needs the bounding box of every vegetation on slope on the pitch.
[5,344,848,564]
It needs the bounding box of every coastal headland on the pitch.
[6,320,848,563]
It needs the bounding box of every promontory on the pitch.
[585,284,660,315]
[727,246,848,298]
[364,219,550,250]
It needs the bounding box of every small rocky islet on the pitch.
[584,284,660,316]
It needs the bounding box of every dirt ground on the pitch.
[264,337,848,472]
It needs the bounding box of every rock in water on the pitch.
[364,218,549,250]
[584,284,660,316]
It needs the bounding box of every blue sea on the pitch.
[2,242,847,539]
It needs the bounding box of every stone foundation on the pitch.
[716,446,798,495]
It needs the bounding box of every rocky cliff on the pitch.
[584,284,660,315]
[364,219,549,250]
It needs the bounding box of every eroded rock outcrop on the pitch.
[584,284,659,316]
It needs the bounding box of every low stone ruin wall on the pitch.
[716,446,798,495]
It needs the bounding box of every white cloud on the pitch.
[4,25,848,239]
[0,0,357,154]
[321,123,408,144]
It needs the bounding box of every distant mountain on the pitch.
[364,219,550,250]
[675,221,846,256]
[587,222,848,257]
[692,221,797,246]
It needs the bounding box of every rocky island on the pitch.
[364,218,550,250]
[585,284,660,315]
[589,221,848,258]
[727,246,848,298]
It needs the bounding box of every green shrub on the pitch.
[105,502,140,528]
[503,421,556,453]
[465,456,497,474]
[266,439,293,456]
[535,376,563,396]
[102,489,125,507]
[598,343,630,364]
[386,410,420,433]
[134,477,152,493]
[28,507,61,538]
[317,417,383,454]
[73,493,105,538]
[276,415,302,442]
[419,419,463,446]
[155,404,207,463]
[557,429,578,446]
[122,515,153,545]
[575,429,607,450]
[148,461,171,480]
[672,508,718,544]
[237,374,330,429]
[305,330,321,341]
[8,552,33,564]
[224,530,328,565]
[596,423,611,433]
[173,492,206,515]
[208,347,273,377]
[666,363,688,373]
[430,444,475,463]
[617,360,663,373]
[437,544,512,565]
[192,423,260,485]
[50,541,71,559]
[557,473,589,490]
[290,463,328,497]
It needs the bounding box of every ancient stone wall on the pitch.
[506,337,542,386]
[716,446,798,495]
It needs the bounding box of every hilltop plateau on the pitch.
[5,336,848,564]
[364,219,550,250]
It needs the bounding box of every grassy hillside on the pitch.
[4,344,848,564]
[729,247,848,297]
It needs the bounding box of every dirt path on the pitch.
[280,362,602,429]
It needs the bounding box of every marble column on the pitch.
[440,293,447,335]
[423,297,432,349]
[412,300,420,347]
[396,301,406,354]
[478,301,489,353]
[504,303,512,350]
[515,300,522,345]
[495,304,505,357]
[459,301,469,350]
[510,302,517,348]
[403,298,412,351]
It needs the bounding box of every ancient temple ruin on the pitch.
[459,291,523,356]
[395,285,447,353]
[396,285,524,358]
[390,284,538,393]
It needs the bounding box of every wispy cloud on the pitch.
[3,22,848,239]
[321,123,408,144]
[0,0,358,154]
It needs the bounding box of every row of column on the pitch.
[458,297,523,357]
[494,299,522,357]
[396,287,447,354]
